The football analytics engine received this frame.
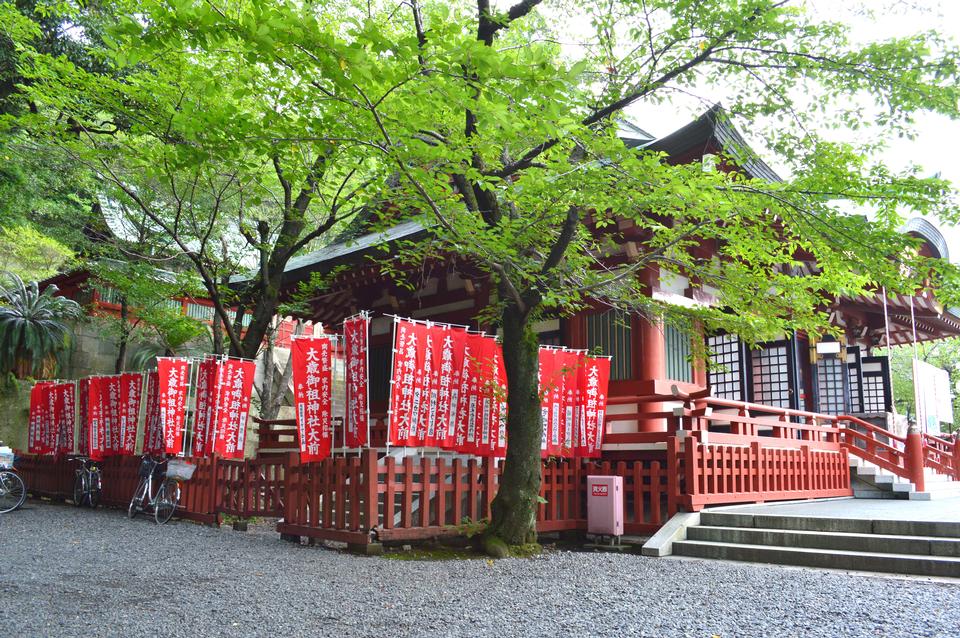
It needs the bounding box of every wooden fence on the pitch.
[15,395,956,546]
[15,455,220,524]
[275,452,676,545]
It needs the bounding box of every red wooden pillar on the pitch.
[953,437,960,481]
[637,266,667,432]
[905,425,926,492]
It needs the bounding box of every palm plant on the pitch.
[0,272,81,378]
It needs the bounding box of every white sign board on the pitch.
[912,358,953,434]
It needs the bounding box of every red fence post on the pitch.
[666,436,678,516]
[363,449,379,533]
[953,437,960,481]
[905,425,927,492]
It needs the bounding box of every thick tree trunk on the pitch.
[230,280,280,359]
[484,302,542,552]
[115,297,129,374]
[212,317,224,355]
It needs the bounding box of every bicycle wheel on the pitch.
[0,471,26,513]
[73,472,86,507]
[88,472,101,509]
[154,479,179,525]
[128,478,148,519]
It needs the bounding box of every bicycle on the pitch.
[0,446,26,514]
[128,455,195,524]
[71,456,101,508]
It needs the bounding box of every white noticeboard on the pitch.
[912,358,953,434]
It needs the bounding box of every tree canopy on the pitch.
[4,0,960,550]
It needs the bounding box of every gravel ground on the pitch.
[2,501,959,638]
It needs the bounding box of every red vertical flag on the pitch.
[343,315,370,447]
[56,382,76,457]
[452,330,475,453]
[77,378,90,457]
[434,326,466,450]
[577,356,611,458]
[292,337,334,462]
[27,383,44,454]
[119,373,142,455]
[87,377,107,461]
[192,358,219,457]
[493,344,508,457]
[45,382,59,454]
[387,320,424,446]
[213,358,255,459]
[420,324,442,448]
[142,371,164,456]
[102,375,122,456]
[157,358,190,455]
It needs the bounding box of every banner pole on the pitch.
[363,311,370,458]
[386,316,397,456]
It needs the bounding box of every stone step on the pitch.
[687,525,960,557]
[673,540,960,577]
[910,482,960,501]
[700,511,960,538]
[852,485,905,499]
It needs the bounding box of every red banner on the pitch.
[292,336,334,462]
[28,382,49,454]
[388,320,421,446]
[142,371,164,456]
[343,315,369,447]
[577,356,611,458]
[157,358,190,455]
[387,320,509,456]
[55,382,75,457]
[192,358,219,457]
[452,330,475,453]
[88,377,107,461]
[118,373,142,456]
[213,358,256,459]
[461,332,497,456]
[78,377,89,457]
[435,326,467,449]
[104,375,122,456]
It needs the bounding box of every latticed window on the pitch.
[816,355,846,415]
[861,355,892,413]
[751,343,792,409]
[846,346,863,413]
[707,334,744,400]
[665,324,692,383]
[586,310,632,381]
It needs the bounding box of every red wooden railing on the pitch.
[276,452,675,545]
[922,432,960,481]
[661,396,852,509]
[15,393,957,545]
[215,456,286,518]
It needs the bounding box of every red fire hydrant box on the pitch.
[586,475,623,536]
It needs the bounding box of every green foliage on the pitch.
[0,271,80,377]
[0,224,73,281]
[88,261,209,368]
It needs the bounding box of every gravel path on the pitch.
[2,501,959,638]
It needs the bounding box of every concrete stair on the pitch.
[849,457,960,501]
[673,510,960,577]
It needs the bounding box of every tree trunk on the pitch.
[115,297,129,374]
[230,282,280,359]
[484,302,542,552]
[212,316,224,355]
